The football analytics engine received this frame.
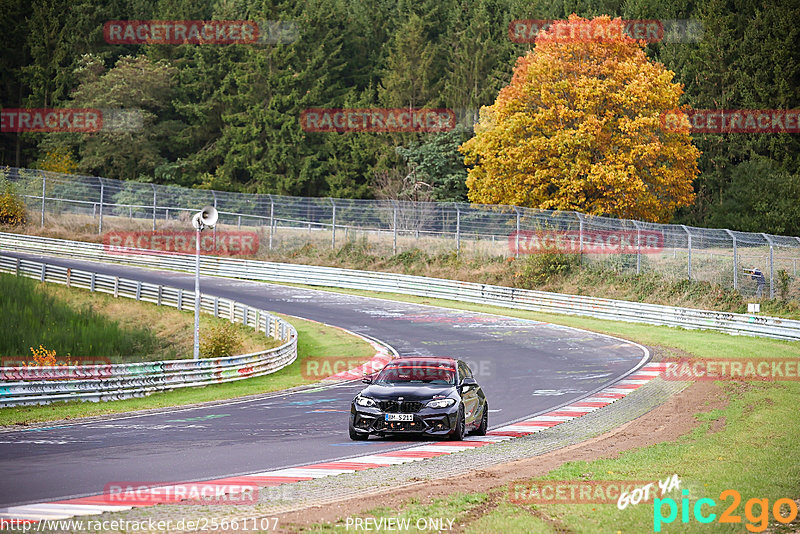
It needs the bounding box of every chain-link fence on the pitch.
[3,166,799,300]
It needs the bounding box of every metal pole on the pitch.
[40,173,46,227]
[193,227,201,360]
[762,233,774,299]
[152,184,157,231]
[455,205,461,256]
[98,178,104,234]
[725,229,737,290]
[331,199,336,248]
[633,221,641,274]
[268,194,274,251]
[392,201,398,255]
[681,225,691,279]
[513,207,520,257]
[211,191,218,252]
[577,213,584,266]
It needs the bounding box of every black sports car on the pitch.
[349,357,488,441]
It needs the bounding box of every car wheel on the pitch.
[473,403,488,436]
[349,419,369,441]
[449,406,466,441]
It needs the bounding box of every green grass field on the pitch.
[0,271,163,359]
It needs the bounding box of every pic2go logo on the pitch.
[654,489,799,532]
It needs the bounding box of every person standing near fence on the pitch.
[751,268,766,298]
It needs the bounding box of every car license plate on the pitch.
[385,414,413,422]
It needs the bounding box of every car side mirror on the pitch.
[362,375,373,384]
[460,377,477,390]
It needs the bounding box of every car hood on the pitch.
[359,384,456,401]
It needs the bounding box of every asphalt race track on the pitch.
[0,252,648,507]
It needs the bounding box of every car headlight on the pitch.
[355,395,376,407]
[426,398,456,409]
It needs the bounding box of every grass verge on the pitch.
[0,313,376,427]
[0,271,280,361]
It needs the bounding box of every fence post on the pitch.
[152,184,157,231]
[681,225,692,279]
[330,198,336,249]
[513,207,520,257]
[632,221,642,274]
[98,177,104,234]
[392,201,398,255]
[762,233,775,299]
[577,213,585,267]
[455,204,461,256]
[40,173,46,227]
[268,194,274,251]
[211,190,218,250]
[725,229,738,290]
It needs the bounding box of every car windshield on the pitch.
[374,364,456,385]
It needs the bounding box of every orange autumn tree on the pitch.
[460,15,699,222]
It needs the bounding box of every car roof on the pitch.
[385,357,458,366]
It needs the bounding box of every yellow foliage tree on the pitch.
[36,148,78,175]
[460,15,700,223]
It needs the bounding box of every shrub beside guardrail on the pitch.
[1,232,799,341]
[0,253,297,407]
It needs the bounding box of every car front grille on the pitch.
[379,400,423,413]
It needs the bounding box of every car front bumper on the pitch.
[350,404,459,436]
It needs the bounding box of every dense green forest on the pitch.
[0,0,798,234]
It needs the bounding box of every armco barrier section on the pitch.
[0,254,297,407]
[1,232,799,341]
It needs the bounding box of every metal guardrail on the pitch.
[0,253,297,407]
[1,232,798,341]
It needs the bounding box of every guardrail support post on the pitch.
[762,233,775,299]
[157,285,162,305]
[90,272,96,292]
[40,173,46,227]
[725,229,738,290]
[513,207,520,258]
[114,277,119,297]
[40,264,46,282]
[98,178,104,234]
[243,305,249,327]
[136,281,141,301]
[455,205,461,257]
[66,268,71,287]
[15,258,20,277]
[230,300,235,322]
[681,225,692,279]
[177,289,183,310]
[213,296,219,317]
